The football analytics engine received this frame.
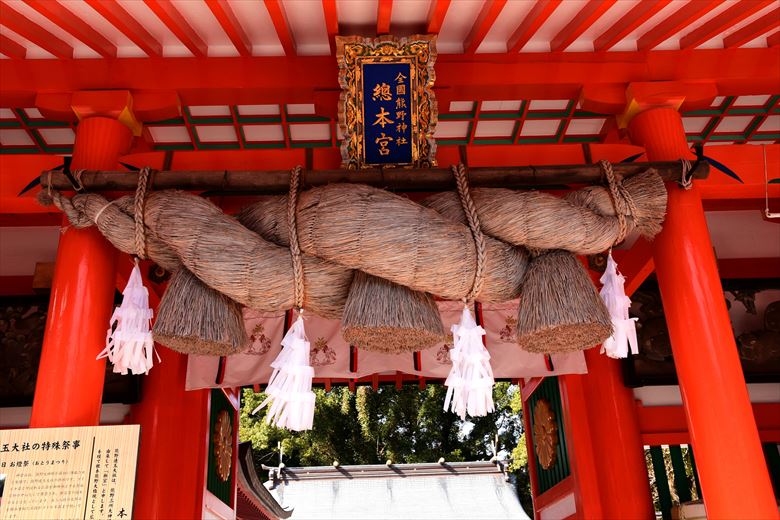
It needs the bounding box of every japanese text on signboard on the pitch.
[362,62,413,166]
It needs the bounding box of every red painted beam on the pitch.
[0,1,73,58]
[768,30,780,47]
[680,0,774,49]
[507,0,561,53]
[144,0,208,57]
[206,0,252,57]
[637,0,722,51]
[551,0,617,52]
[85,0,161,57]
[0,33,26,59]
[594,0,672,51]
[264,0,296,56]
[23,0,116,58]
[613,236,654,297]
[377,0,392,35]
[724,7,780,48]
[322,0,339,54]
[463,0,507,54]
[426,0,451,34]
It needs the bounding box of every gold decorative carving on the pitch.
[213,410,233,481]
[533,398,558,470]
[336,35,437,169]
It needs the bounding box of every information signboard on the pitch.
[0,425,140,520]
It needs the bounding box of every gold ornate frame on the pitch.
[336,35,438,169]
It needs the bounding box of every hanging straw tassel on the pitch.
[252,312,316,430]
[599,160,639,359]
[444,305,495,419]
[599,252,638,358]
[253,166,317,431]
[98,258,157,374]
[443,164,495,419]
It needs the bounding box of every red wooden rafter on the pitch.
[636,0,722,51]
[426,0,451,34]
[593,0,671,51]
[144,0,208,57]
[680,0,774,49]
[0,33,26,59]
[264,0,296,56]
[0,1,73,58]
[23,0,116,58]
[206,0,252,57]
[377,0,392,35]
[322,0,339,54]
[463,0,507,54]
[723,7,780,48]
[507,0,561,53]
[84,0,162,57]
[768,30,780,47]
[551,0,617,52]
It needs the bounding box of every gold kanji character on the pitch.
[396,122,408,134]
[373,107,394,128]
[375,133,393,155]
[396,98,407,109]
[372,83,392,101]
[396,84,406,95]
[396,137,408,146]
[395,72,407,83]
[396,110,407,121]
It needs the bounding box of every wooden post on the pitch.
[632,107,779,520]
[30,116,131,427]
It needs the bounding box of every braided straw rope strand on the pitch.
[288,166,305,310]
[134,167,151,259]
[452,164,487,303]
[599,160,634,245]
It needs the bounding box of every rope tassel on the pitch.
[599,251,638,359]
[444,306,495,419]
[252,314,316,431]
[98,259,158,374]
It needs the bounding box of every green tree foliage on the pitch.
[240,382,532,509]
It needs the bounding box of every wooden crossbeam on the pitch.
[23,0,117,58]
[724,7,780,48]
[593,0,671,51]
[0,1,73,58]
[680,0,774,49]
[85,0,162,57]
[426,0,451,34]
[38,160,709,194]
[463,0,507,54]
[507,0,561,53]
[265,0,296,56]
[377,0,392,35]
[206,0,252,57]
[551,0,617,52]
[144,0,208,57]
[322,0,339,54]
[636,0,722,51]
[0,33,26,59]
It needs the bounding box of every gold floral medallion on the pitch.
[532,399,558,470]
[212,410,233,481]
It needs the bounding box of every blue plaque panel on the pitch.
[362,61,413,166]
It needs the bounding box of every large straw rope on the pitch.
[39,166,666,319]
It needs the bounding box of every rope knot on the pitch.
[599,160,638,245]
[133,167,152,260]
[288,165,305,311]
[451,164,486,304]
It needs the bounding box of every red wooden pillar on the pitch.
[578,351,654,519]
[631,107,779,519]
[30,116,131,427]
[128,348,210,520]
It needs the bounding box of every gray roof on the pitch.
[264,461,531,520]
